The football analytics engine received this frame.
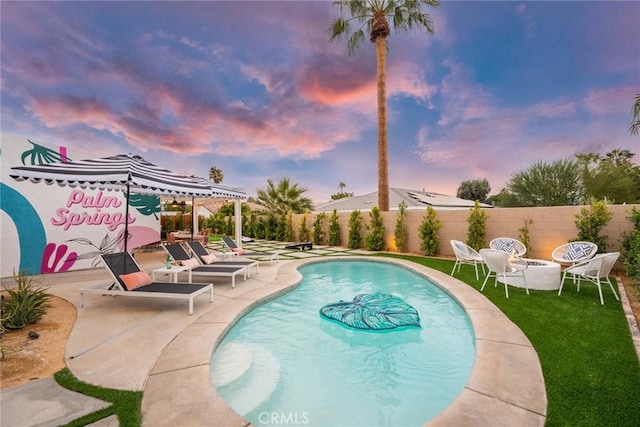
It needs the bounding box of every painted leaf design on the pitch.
[21,139,72,165]
[320,293,421,331]
[128,193,160,219]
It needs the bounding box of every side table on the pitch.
[152,265,191,283]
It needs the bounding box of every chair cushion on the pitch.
[180,257,201,268]
[232,248,246,255]
[119,271,153,290]
[201,254,218,264]
[564,243,594,261]
[493,239,515,253]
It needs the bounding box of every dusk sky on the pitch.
[2,1,639,204]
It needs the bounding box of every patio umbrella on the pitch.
[10,153,244,252]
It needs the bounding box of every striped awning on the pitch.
[10,153,245,199]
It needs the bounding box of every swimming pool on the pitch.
[211,259,475,427]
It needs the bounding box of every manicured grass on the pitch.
[54,368,142,427]
[378,253,640,427]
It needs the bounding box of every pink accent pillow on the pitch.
[119,271,153,290]
[180,257,201,269]
[233,248,245,255]
[201,254,218,264]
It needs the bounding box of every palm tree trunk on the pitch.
[375,36,389,211]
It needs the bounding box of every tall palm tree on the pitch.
[330,0,438,211]
[209,166,224,183]
[630,94,640,136]
[256,177,313,215]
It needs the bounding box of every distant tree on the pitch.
[330,0,438,211]
[256,178,313,215]
[577,150,640,204]
[285,210,294,241]
[507,159,581,206]
[209,166,224,183]
[630,94,640,136]
[330,181,354,200]
[487,188,519,207]
[457,179,491,202]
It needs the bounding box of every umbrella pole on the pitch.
[124,187,130,253]
[191,195,195,241]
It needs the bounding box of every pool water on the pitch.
[211,260,475,427]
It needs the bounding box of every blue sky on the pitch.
[2,1,639,204]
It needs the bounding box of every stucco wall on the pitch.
[292,205,638,260]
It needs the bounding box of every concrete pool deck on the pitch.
[1,249,547,426]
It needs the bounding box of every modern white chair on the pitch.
[558,252,620,305]
[450,240,486,280]
[479,249,529,298]
[489,237,527,257]
[551,241,598,266]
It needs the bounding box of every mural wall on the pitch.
[1,134,160,278]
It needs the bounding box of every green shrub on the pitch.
[312,213,326,244]
[574,198,612,252]
[328,209,342,246]
[298,213,310,242]
[365,207,385,251]
[284,211,294,241]
[347,210,363,249]
[518,217,534,255]
[394,201,409,253]
[466,201,487,251]
[622,207,640,295]
[1,271,50,331]
[418,206,441,256]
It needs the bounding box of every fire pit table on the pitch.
[501,258,561,291]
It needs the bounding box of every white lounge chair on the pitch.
[80,252,213,315]
[163,243,249,288]
[186,240,259,276]
[222,236,279,264]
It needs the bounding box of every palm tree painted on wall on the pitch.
[330,0,438,211]
[209,166,224,183]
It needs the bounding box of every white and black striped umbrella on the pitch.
[10,153,245,251]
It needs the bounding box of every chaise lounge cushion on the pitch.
[180,257,201,269]
[201,254,218,264]
[232,248,246,255]
[119,271,153,290]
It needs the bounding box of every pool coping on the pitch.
[141,256,547,426]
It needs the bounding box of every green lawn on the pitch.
[379,253,640,426]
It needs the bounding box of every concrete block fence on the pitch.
[290,205,639,261]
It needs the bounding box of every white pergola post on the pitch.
[234,199,243,248]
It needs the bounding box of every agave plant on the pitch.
[1,271,50,331]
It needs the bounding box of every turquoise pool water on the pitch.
[211,260,475,427]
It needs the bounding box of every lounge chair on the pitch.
[558,252,620,305]
[450,240,486,280]
[79,252,213,315]
[479,249,529,298]
[185,241,259,276]
[162,244,248,288]
[222,236,279,264]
